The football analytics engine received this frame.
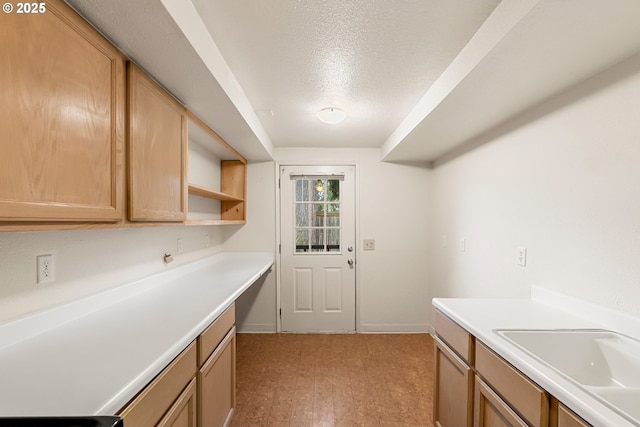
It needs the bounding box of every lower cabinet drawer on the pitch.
[475,341,549,427]
[119,342,198,427]
[435,310,474,365]
[198,304,235,367]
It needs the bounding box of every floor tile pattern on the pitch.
[230,333,434,427]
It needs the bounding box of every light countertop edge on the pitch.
[0,251,274,417]
[432,292,640,427]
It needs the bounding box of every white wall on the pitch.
[0,162,277,330]
[275,148,431,333]
[222,161,278,332]
[0,225,224,324]
[429,59,640,323]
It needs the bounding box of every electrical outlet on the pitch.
[204,234,210,248]
[517,247,527,266]
[441,235,447,248]
[363,239,375,251]
[177,238,183,253]
[37,254,54,284]
[460,238,466,252]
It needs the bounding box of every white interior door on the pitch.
[280,165,356,332]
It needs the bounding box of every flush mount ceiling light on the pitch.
[316,107,347,124]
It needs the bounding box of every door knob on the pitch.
[347,259,354,266]
[348,246,353,252]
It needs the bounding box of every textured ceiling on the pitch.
[64,0,640,163]
[191,0,500,149]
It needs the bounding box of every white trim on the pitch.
[236,324,277,333]
[360,323,430,334]
[275,162,282,333]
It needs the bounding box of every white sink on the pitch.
[495,329,640,425]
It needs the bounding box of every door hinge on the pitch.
[279,308,282,318]
[279,244,281,254]
[278,178,281,189]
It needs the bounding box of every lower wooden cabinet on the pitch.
[119,304,236,427]
[434,335,473,427]
[475,341,548,427]
[158,378,198,427]
[551,399,590,427]
[119,342,198,427]
[474,376,528,427]
[198,327,236,427]
[434,310,592,427]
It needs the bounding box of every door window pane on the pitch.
[296,203,310,227]
[294,177,341,253]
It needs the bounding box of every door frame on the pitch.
[275,161,361,333]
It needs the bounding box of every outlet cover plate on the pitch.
[37,254,55,284]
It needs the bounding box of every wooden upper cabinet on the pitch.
[127,63,187,222]
[0,0,125,222]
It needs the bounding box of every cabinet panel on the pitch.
[198,304,235,367]
[551,399,591,427]
[474,376,528,427]
[435,310,474,364]
[198,327,236,427]
[476,340,549,427]
[158,378,197,427]
[119,342,197,427]
[220,161,246,222]
[128,63,186,222]
[434,336,473,427]
[0,0,125,222]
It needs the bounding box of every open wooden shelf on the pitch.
[188,184,243,202]
[186,112,247,226]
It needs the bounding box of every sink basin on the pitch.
[495,329,640,425]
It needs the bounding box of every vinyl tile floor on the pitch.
[230,333,434,427]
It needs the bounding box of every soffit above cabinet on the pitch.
[64,0,640,164]
[64,0,275,162]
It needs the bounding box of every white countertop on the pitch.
[0,251,273,417]
[433,287,640,427]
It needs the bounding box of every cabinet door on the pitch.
[474,376,528,427]
[158,378,197,427]
[475,341,549,427]
[128,64,186,222]
[198,327,236,427]
[551,399,591,427]
[0,0,125,222]
[434,336,473,427]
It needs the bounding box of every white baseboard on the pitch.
[359,323,430,334]
[236,323,277,333]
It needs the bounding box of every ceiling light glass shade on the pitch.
[316,107,347,124]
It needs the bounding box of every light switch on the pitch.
[363,239,375,251]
